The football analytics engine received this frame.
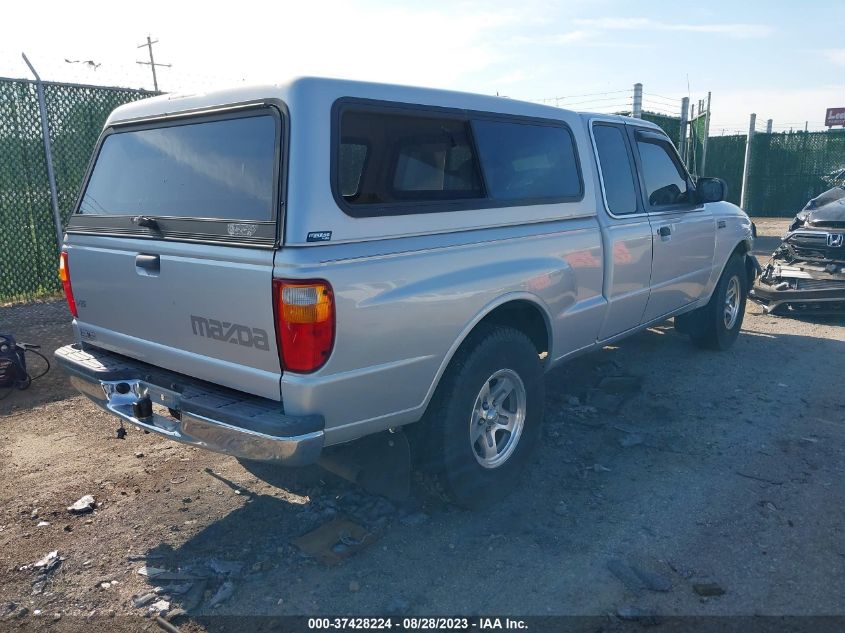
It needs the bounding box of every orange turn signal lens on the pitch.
[280,284,332,324]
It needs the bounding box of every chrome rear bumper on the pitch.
[55,344,324,466]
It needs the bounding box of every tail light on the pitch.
[273,280,334,373]
[58,252,78,317]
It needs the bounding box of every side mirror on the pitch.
[696,177,727,203]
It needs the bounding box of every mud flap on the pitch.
[674,307,708,337]
[317,430,411,501]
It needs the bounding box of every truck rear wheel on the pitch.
[686,252,748,350]
[421,325,544,509]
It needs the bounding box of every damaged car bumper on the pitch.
[751,231,845,314]
[751,185,845,315]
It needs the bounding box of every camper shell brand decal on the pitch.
[227,223,258,237]
[190,315,269,351]
[307,231,332,242]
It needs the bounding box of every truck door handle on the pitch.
[658,225,672,238]
[135,254,160,275]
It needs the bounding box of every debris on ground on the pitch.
[207,580,235,607]
[67,494,96,514]
[33,550,60,570]
[132,592,157,608]
[137,565,167,578]
[30,551,62,595]
[293,517,375,566]
[693,582,726,597]
[155,615,184,633]
[149,598,170,615]
[207,558,244,577]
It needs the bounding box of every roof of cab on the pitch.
[105,76,661,131]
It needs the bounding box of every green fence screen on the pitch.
[701,135,746,206]
[0,78,154,303]
[641,111,682,146]
[744,130,845,216]
[2,81,845,303]
[703,130,845,216]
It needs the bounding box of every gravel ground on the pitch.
[1,218,843,632]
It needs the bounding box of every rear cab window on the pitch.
[67,106,283,246]
[333,99,583,217]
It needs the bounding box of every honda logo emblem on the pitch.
[828,233,844,247]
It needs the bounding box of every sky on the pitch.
[1,0,842,133]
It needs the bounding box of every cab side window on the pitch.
[333,100,583,217]
[338,110,482,205]
[471,119,581,202]
[593,124,638,215]
[635,136,690,208]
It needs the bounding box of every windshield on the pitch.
[78,113,278,221]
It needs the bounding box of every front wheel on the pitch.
[687,252,748,350]
[420,325,545,509]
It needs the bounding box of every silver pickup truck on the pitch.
[55,77,756,507]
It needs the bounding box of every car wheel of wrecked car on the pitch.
[685,252,747,350]
[418,325,544,509]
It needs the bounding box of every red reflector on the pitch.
[273,280,335,373]
[58,252,78,318]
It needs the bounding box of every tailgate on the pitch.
[63,104,284,400]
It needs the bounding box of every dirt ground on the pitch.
[1,218,844,632]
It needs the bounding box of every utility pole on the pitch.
[136,35,170,92]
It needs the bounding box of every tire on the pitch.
[418,325,545,509]
[688,253,747,350]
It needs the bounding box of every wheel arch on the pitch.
[420,293,553,413]
[702,239,754,305]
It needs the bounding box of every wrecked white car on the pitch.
[752,185,845,314]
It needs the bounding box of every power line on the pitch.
[642,93,679,105]
[532,88,631,102]
[136,35,171,92]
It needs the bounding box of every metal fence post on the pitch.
[766,119,773,134]
[678,97,690,163]
[632,83,642,118]
[22,53,63,253]
[740,113,756,211]
[700,92,712,176]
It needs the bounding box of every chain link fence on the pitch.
[744,130,845,216]
[641,112,682,145]
[701,135,745,206]
[0,77,154,303]
[703,130,845,216]
[639,109,844,217]
[2,76,844,304]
